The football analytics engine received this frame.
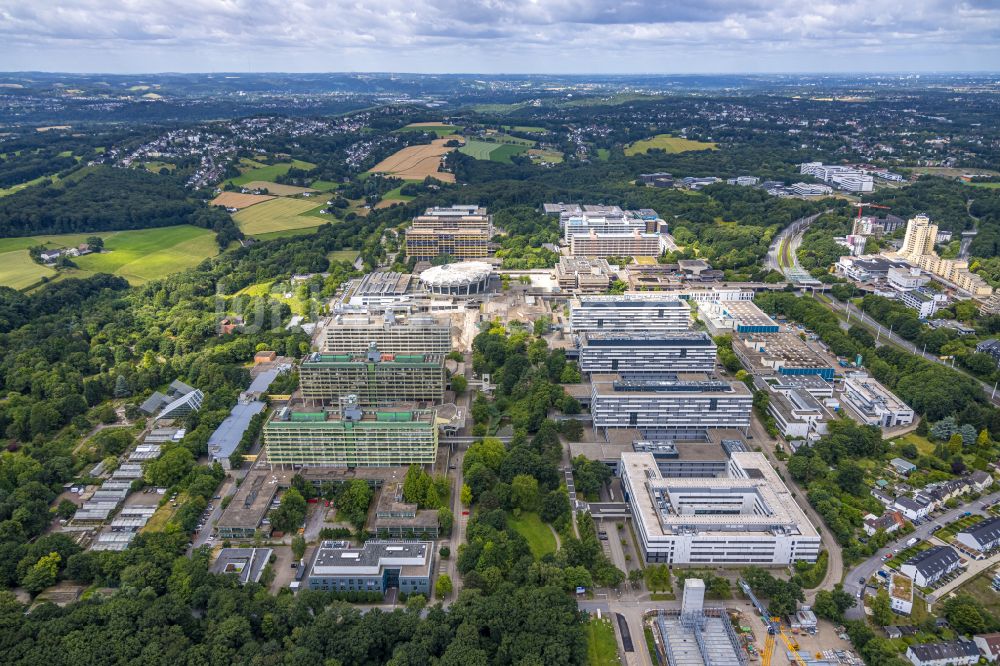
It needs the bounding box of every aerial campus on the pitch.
[4,60,1000,666]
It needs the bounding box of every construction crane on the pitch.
[739,580,807,666]
[852,202,891,221]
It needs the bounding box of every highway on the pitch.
[842,490,1000,620]
[766,211,826,275]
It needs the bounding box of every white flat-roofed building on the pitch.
[579,331,717,376]
[620,451,821,565]
[308,540,432,595]
[800,162,873,192]
[700,301,779,335]
[890,573,913,615]
[842,372,914,428]
[571,294,691,333]
[591,373,753,438]
[766,388,832,440]
[569,229,665,258]
[321,312,451,355]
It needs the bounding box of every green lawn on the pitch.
[507,512,557,559]
[0,173,60,197]
[957,573,1000,617]
[395,123,459,137]
[228,159,317,186]
[596,148,611,161]
[233,197,330,235]
[329,250,360,263]
[585,617,621,666]
[459,140,530,163]
[251,226,323,242]
[310,180,340,191]
[74,226,219,285]
[967,182,1000,189]
[381,185,415,202]
[0,250,57,289]
[624,134,717,156]
[504,125,547,133]
[893,432,935,456]
[938,515,983,541]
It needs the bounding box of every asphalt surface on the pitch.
[766,212,825,275]
[842,491,1000,620]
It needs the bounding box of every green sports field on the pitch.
[74,226,219,284]
[233,197,330,235]
[624,134,717,156]
[228,159,317,186]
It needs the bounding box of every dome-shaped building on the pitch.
[419,261,492,296]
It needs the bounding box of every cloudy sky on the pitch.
[1,0,998,73]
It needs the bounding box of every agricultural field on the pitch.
[396,122,460,137]
[0,173,59,197]
[0,250,57,289]
[624,134,717,156]
[459,139,530,163]
[309,179,340,191]
[227,159,317,186]
[210,192,275,209]
[369,138,457,182]
[239,181,317,196]
[504,125,547,133]
[233,197,330,235]
[74,225,219,285]
[507,512,556,559]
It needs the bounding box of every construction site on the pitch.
[644,579,860,666]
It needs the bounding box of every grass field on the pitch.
[143,492,188,533]
[586,617,621,665]
[210,192,275,209]
[0,173,59,197]
[528,148,564,164]
[892,432,935,456]
[74,226,219,285]
[504,125,547,133]
[596,148,611,161]
[234,197,329,235]
[957,573,1000,617]
[239,180,317,196]
[143,161,175,173]
[968,182,1000,189]
[396,123,460,137]
[329,250,360,264]
[0,250,57,289]
[507,512,557,559]
[228,159,316,186]
[252,226,323,241]
[459,140,530,163]
[625,134,717,156]
[310,180,340,191]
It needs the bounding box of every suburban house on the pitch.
[889,573,913,615]
[872,489,895,506]
[974,633,1000,663]
[863,511,906,537]
[972,470,995,493]
[905,640,980,666]
[894,496,929,521]
[900,545,962,587]
[956,516,1000,553]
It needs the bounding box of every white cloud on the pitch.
[0,0,998,72]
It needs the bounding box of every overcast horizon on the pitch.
[1,0,999,74]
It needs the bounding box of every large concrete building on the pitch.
[621,451,821,565]
[308,540,433,595]
[590,373,753,438]
[800,162,874,192]
[571,295,692,333]
[570,229,665,258]
[554,256,614,292]
[404,205,493,261]
[699,301,779,336]
[890,215,993,298]
[578,331,718,376]
[263,397,438,468]
[841,372,914,428]
[733,332,835,381]
[299,344,446,407]
[321,313,451,355]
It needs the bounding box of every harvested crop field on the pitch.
[233,197,328,235]
[369,138,457,182]
[240,181,317,196]
[210,192,275,209]
[625,134,717,156]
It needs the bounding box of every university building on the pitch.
[404,205,493,261]
[571,294,692,333]
[578,331,717,376]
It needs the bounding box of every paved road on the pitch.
[766,212,826,275]
[818,294,1000,407]
[842,491,1000,620]
[748,414,844,600]
[192,474,239,549]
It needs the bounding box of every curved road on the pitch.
[766,211,827,275]
[842,490,1000,620]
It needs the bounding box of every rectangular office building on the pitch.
[590,373,753,438]
[579,331,717,376]
[841,372,914,428]
[569,230,665,258]
[404,205,493,261]
[621,451,820,565]
[299,346,446,407]
[571,295,691,333]
[264,400,438,468]
[321,313,451,355]
[308,540,433,595]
